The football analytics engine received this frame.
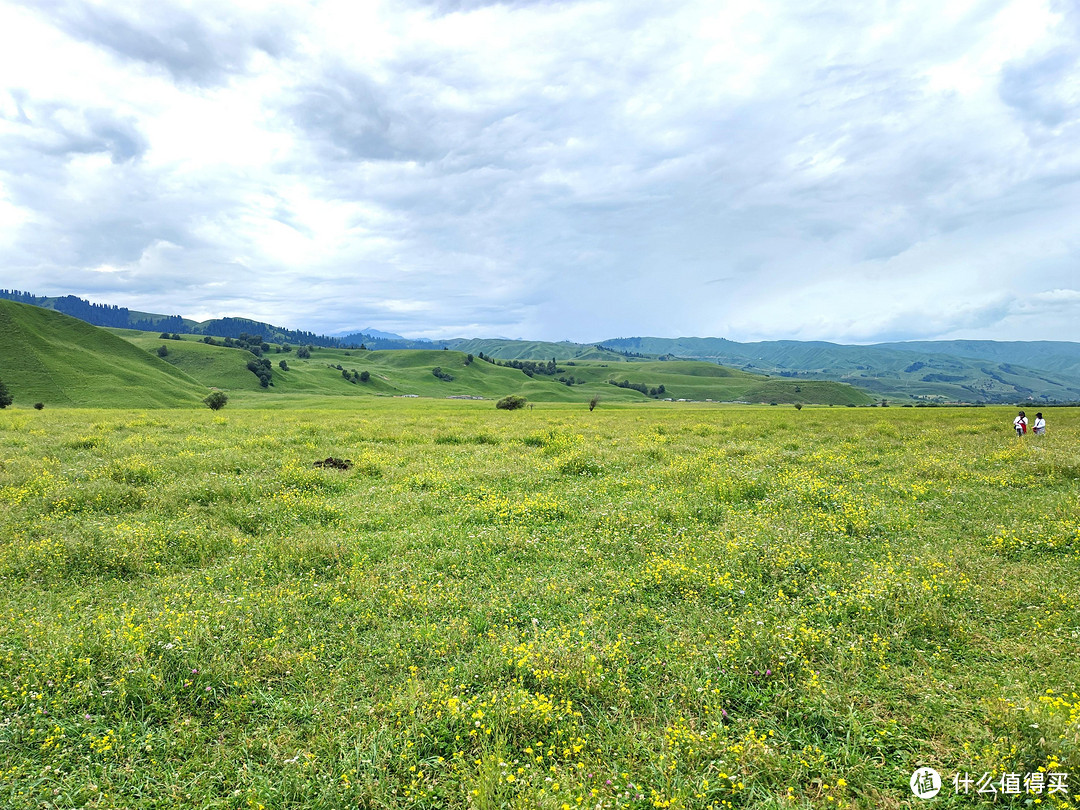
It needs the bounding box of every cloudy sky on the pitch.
[1,0,1078,343]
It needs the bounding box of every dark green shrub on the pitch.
[34,402,44,410]
[0,378,12,408]
[360,371,370,382]
[156,345,169,357]
[246,358,272,387]
[496,395,527,410]
[204,391,228,410]
[279,360,289,371]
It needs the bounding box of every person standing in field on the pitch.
[1033,412,1046,435]
[1014,410,1028,437]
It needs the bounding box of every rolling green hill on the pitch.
[106,330,284,392]
[9,289,1080,404]
[108,330,870,406]
[462,336,1080,403]
[106,333,652,403]
[0,300,206,408]
[0,296,870,408]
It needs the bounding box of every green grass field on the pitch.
[0,402,1077,809]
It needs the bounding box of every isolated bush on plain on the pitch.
[496,395,527,410]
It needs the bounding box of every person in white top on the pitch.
[1013,411,1028,437]
[1033,412,1046,435]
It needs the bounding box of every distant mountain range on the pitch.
[597,337,1080,404]
[337,327,428,342]
[5,289,1080,403]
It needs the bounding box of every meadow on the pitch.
[0,402,1078,809]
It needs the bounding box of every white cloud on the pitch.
[1,0,1079,342]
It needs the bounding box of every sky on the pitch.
[1,0,1078,344]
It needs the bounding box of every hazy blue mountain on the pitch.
[875,340,1080,377]
[337,327,429,341]
[598,337,1080,403]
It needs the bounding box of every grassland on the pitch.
[0,401,1077,809]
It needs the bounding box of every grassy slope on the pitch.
[0,301,205,408]
[106,334,645,403]
[536,359,874,405]
[109,331,873,405]
[108,331,280,392]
